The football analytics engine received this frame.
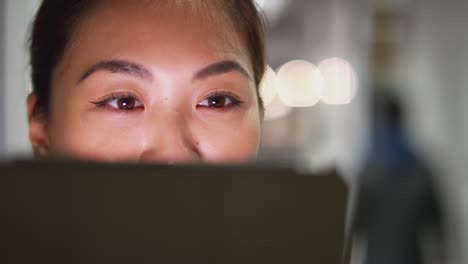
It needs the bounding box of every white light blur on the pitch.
[254,0,265,8]
[276,60,324,107]
[264,94,292,121]
[259,65,278,107]
[255,0,290,24]
[318,57,358,105]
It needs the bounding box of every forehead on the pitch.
[56,0,251,78]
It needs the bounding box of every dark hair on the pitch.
[29,0,266,115]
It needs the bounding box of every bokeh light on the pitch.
[318,57,358,105]
[276,60,324,107]
[254,0,265,8]
[259,65,278,107]
[264,94,292,121]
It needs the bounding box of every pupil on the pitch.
[118,98,135,110]
[210,96,226,108]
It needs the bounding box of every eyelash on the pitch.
[90,91,244,112]
[196,91,244,109]
[91,92,143,111]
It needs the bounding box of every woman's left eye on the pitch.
[197,93,243,109]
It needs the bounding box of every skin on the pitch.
[28,1,261,164]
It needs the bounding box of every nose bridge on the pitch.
[139,108,199,163]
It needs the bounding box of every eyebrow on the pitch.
[79,60,153,83]
[78,59,252,83]
[193,60,252,82]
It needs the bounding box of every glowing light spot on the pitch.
[264,94,292,121]
[255,0,265,8]
[318,57,358,105]
[276,60,324,107]
[259,65,278,107]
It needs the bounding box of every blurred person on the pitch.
[26,0,266,164]
[353,90,443,264]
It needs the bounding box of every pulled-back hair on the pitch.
[29,0,266,115]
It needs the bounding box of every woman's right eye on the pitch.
[92,95,144,111]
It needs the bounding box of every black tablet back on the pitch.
[0,162,347,264]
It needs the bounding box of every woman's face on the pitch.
[29,1,261,163]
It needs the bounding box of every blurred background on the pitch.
[0,0,467,263]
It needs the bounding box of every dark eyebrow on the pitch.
[193,60,252,82]
[78,60,153,83]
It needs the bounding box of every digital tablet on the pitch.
[0,161,348,264]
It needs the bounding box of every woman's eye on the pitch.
[93,96,144,111]
[197,94,242,109]
[108,97,143,110]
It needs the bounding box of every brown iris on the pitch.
[208,96,227,108]
[117,98,136,110]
